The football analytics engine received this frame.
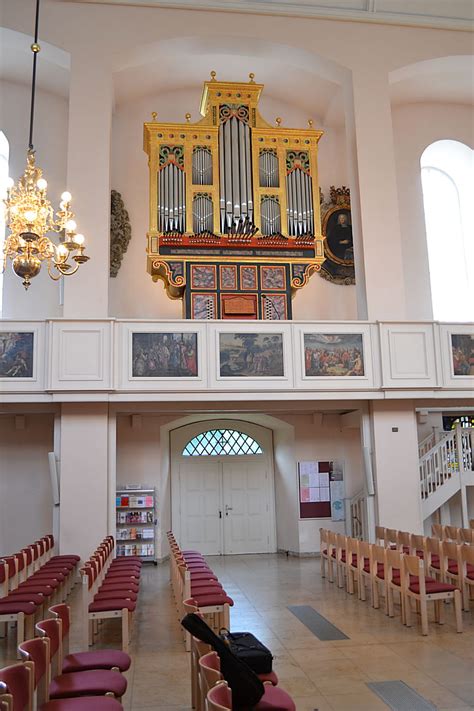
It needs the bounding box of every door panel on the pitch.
[222,460,271,554]
[179,459,221,554]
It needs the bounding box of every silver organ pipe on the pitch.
[218,107,254,233]
[158,162,186,233]
[192,147,212,185]
[261,196,281,236]
[259,150,278,188]
[193,194,213,233]
[286,167,314,237]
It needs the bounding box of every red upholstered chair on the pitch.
[333,533,347,589]
[375,526,386,546]
[49,604,131,674]
[345,537,360,595]
[431,523,444,539]
[424,536,441,579]
[319,528,330,580]
[0,659,124,711]
[409,534,426,557]
[357,540,373,603]
[0,580,37,653]
[20,630,127,702]
[459,528,474,545]
[200,653,294,711]
[384,548,405,624]
[371,544,388,612]
[384,528,398,549]
[396,531,411,554]
[444,525,460,543]
[402,554,463,635]
[460,544,474,612]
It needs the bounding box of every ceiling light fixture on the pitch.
[1,0,89,290]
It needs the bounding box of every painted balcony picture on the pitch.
[132,332,198,377]
[304,333,364,377]
[451,333,474,376]
[219,332,284,377]
[0,332,34,378]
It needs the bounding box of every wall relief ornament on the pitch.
[110,190,132,277]
[320,185,355,285]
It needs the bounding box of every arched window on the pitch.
[182,429,263,456]
[0,131,9,317]
[421,140,474,321]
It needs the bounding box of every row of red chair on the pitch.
[0,603,130,710]
[167,532,233,649]
[81,537,141,653]
[1,535,80,652]
[320,528,468,635]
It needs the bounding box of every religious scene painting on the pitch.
[0,332,34,378]
[451,334,474,376]
[132,332,198,378]
[304,333,364,377]
[219,333,284,377]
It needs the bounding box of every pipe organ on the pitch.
[144,73,324,319]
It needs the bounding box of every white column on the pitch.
[59,403,109,562]
[347,66,407,320]
[371,401,423,534]
[63,50,113,318]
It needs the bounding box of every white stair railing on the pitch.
[418,431,437,458]
[419,426,474,508]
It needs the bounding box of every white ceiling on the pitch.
[60,0,474,31]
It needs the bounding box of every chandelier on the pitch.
[1,0,89,290]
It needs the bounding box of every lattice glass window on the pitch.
[182,429,263,456]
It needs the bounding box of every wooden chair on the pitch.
[345,537,359,595]
[334,533,347,589]
[459,528,474,545]
[357,540,373,603]
[444,525,460,542]
[325,530,337,583]
[0,658,123,710]
[431,523,444,539]
[384,548,405,623]
[375,526,386,546]
[440,540,463,591]
[371,544,388,612]
[384,528,398,549]
[200,652,295,710]
[319,528,330,579]
[396,531,411,553]
[403,554,463,635]
[207,680,233,711]
[460,544,474,612]
[410,533,426,557]
[425,537,442,579]
[470,519,474,530]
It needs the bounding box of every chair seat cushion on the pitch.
[190,585,224,596]
[256,684,296,710]
[409,579,457,594]
[51,554,80,562]
[94,591,137,602]
[0,600,36,614]
[17,583,54,596]
[62,650,131,674]
[191,593,233,606]
[41,695,123,710]
[49,670,127,699]
[89,599,136,613]
[448,562,474,575]
[99,583,139,594]
[6,591,45,604]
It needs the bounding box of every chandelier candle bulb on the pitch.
[61,191,72,203]
[36,178,47,190]
[65,219,77,232]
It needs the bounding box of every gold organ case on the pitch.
[143,73,324,320]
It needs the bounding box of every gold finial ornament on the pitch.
[31,43,41,53]
[249,73,255,83]
[210,70,217,81]
[185,113,191,123]
[275,117,282,127]
[151,112,157,121]
[307,119,314,128]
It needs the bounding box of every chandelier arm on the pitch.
[28,0,41,151]
[48,260,80,280]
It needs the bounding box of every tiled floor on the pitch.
[1,554,474,710]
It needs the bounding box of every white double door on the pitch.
[177,457,275,555]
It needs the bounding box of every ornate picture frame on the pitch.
[320,186,355,285]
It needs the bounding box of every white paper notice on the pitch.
[319,472,330,488]
[320,487,330,502]
[299,461,319,477]
[309,488,320,502]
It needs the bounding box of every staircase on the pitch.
[419,425,474,522]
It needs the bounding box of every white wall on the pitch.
[0,413,54,556]
[392,102,474,320]
[0,80,68,319]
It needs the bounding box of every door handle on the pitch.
[219,510,222,519]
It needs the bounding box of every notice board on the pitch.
[298,460,345,520]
